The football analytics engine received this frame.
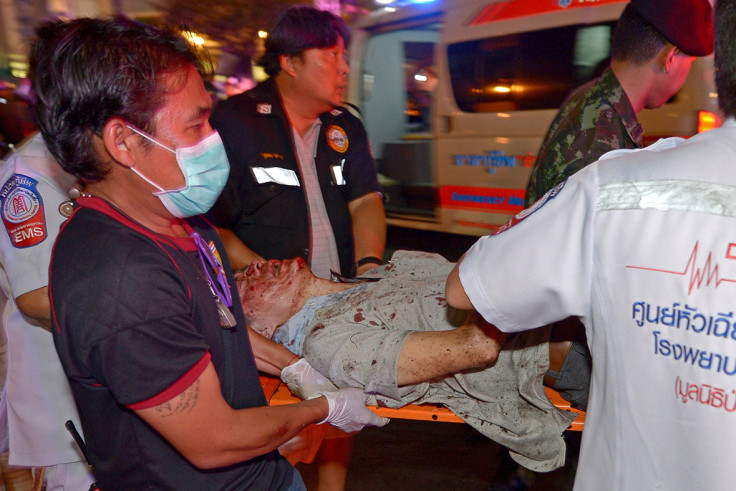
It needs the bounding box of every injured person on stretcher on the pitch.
[236,250,576,472]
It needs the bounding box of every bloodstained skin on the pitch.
[236,257,355,338]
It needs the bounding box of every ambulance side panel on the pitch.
[348,0,719,236]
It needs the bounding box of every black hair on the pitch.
[258,5,350,77]
[29,16,209,182]
[715,0,736,117]
[611,5,668,64]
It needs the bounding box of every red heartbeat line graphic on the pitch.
[626,241,736,294]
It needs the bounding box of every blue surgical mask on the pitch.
[126,125,230,218]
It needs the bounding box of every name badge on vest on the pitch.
[331,159,346,186]
[251,167,300,187]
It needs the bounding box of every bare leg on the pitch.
[0,451,34,491]
[396,312,506,386]
[314,431,354,491]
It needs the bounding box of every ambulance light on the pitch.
[698,110,721,133]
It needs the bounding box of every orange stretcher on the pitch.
[260,375,585,431]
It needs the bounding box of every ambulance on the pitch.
[347,0,720,236]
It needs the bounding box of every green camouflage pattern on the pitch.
[525,68,643,206]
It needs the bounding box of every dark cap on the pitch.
[630,0,714,56]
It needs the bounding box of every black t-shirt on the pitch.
[50,197,293,490]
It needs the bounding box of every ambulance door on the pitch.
[359,21,441,220]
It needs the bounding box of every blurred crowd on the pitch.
[0,62,255,162]
[0,79,35,159]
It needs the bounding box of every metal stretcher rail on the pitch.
[260,376,585,431]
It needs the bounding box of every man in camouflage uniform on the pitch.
[525,0,714,411]
[526,0,713,207]
[524,69,642,206]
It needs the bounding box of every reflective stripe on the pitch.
[250,167,300,186]
[331,160,346,186]
[597,180,736,217]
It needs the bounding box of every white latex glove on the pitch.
[314,388,390,433]
[280,358,339,400]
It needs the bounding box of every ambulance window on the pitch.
[360,25,439,163]
[405,41,436,133]
[448,22,614,113]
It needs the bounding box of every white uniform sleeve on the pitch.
[459,167,598,332]
[0,135,75,298]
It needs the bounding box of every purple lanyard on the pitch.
[191,232,233,308]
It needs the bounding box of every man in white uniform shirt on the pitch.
[0,133,94,489]
[446,1,735,488]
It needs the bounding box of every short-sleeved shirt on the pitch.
[460,120,736,489]
[209,78,381,277]
[525,68,643,206]
[291,120,341,278]
[50,197,293,490]
[0,134,85,467]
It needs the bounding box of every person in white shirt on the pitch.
[446,1,736,488]
[0,134,95,490]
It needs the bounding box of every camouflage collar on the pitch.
[599,68,643,146]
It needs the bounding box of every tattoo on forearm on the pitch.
[155,380,200,418]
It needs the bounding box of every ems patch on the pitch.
[326,125,349,153]
[493,180,566,236]
[257,104,272,114]
[0,174,47,248]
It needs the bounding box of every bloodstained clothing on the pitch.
[50,197,294,490]
[274,251,575,472]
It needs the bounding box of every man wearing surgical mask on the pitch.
[33,17,387,491]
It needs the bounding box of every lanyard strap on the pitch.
[191,231,233,308]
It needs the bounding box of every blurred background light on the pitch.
[182,30,205,46]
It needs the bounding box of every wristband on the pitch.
[356,256,383,268]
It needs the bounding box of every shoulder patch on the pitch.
[493,180,566,236]
[0,174,47,248]
[326,125,349,153]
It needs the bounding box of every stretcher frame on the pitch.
[260,375,585,431]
